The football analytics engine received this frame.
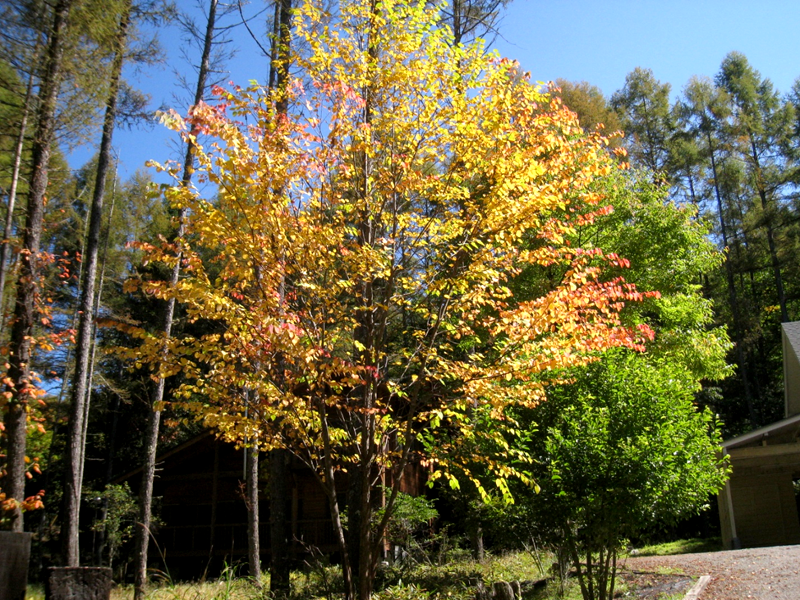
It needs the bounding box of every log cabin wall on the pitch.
[124,434,337,580]
[121,433,427,580]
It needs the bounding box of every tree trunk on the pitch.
[266,0,293,594]
[92,163,119,566]
[268,449,290,596]
[132,2,217,597]
[0,46,38,336]
[468,522,484,561]
[3,0,73,534]
[318,401,354,599]
[131,391,161,600]
[346,462,364,589]
[245,441,261,583]
[706,128,758,427]
[748,137,789,322]
[61,1,131,565]
[95,392,120,566]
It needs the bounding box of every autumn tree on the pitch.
[553,79,623,142]
[125,1,654,598]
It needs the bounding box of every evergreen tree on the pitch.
[611,67,673,176]
[3,0,75,534]
[61,0,134,566]
[716,52,795,324]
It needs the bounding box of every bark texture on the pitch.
[132,2,218,597]
[3,0,73,534]
[245,442,261,582]
[269,449,290,596]
[61,1,131,565]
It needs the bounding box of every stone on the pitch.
[0,531,32,600]
[474,580,491,600]
[493,580,515,600]
[46,567,113,600]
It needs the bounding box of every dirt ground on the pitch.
[622,544,800,600]
[616,569,694,598]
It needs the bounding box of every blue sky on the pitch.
[492,1,800,99]
[97,0,800,180]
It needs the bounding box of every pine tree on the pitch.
[3,0,75,534]
[676,76,759,429]
[716,52,795,324]
[61,0,133,566]
[611,67,673,176]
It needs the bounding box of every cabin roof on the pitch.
[113,431,215,483]
[721,411,800,451]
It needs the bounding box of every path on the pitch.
[624,544,800,600]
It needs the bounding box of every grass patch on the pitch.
[23,548,688,599]
[628,537,722,557]
[25,584,44,600]
[26,565,262,600]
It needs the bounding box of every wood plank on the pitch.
[684,575,711,600]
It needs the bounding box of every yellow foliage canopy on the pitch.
[125,0,654,496]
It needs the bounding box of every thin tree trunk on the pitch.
[268,449,290,595]
[706,128,758,427]
[468,522,484,561]
[319,402,354,600]
[452,0,462,45]
[245,438,261,583]
[346,461,364,591]
[568,539,588,600]
[132,392,161,598]
[208,444,220,566]
[92,164,119,567]
[610,550,618,600]
[267,0,293,594]
[61,1,131,565]
[133,1,218,597]
[0,48,38,337]
[351,5,379,597]
[54,185,89,407]
[95,393,120,566]
[3,0,73,534]
[748,138,789,322]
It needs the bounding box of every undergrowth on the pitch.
[24,542,707,599]
[628,537,722,557]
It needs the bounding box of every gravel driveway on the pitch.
[623,544,800,600]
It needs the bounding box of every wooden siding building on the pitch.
[122,433,425,580]
[718,321,800,549]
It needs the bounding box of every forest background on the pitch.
[0,1,798,600]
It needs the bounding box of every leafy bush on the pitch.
[374,489,437,568]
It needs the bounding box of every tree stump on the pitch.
[493,581,515,600]
[0,531,32,600]
[46,567,112,600]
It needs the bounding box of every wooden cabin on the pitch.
[121,432,425,580]
[718,321,800,549]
